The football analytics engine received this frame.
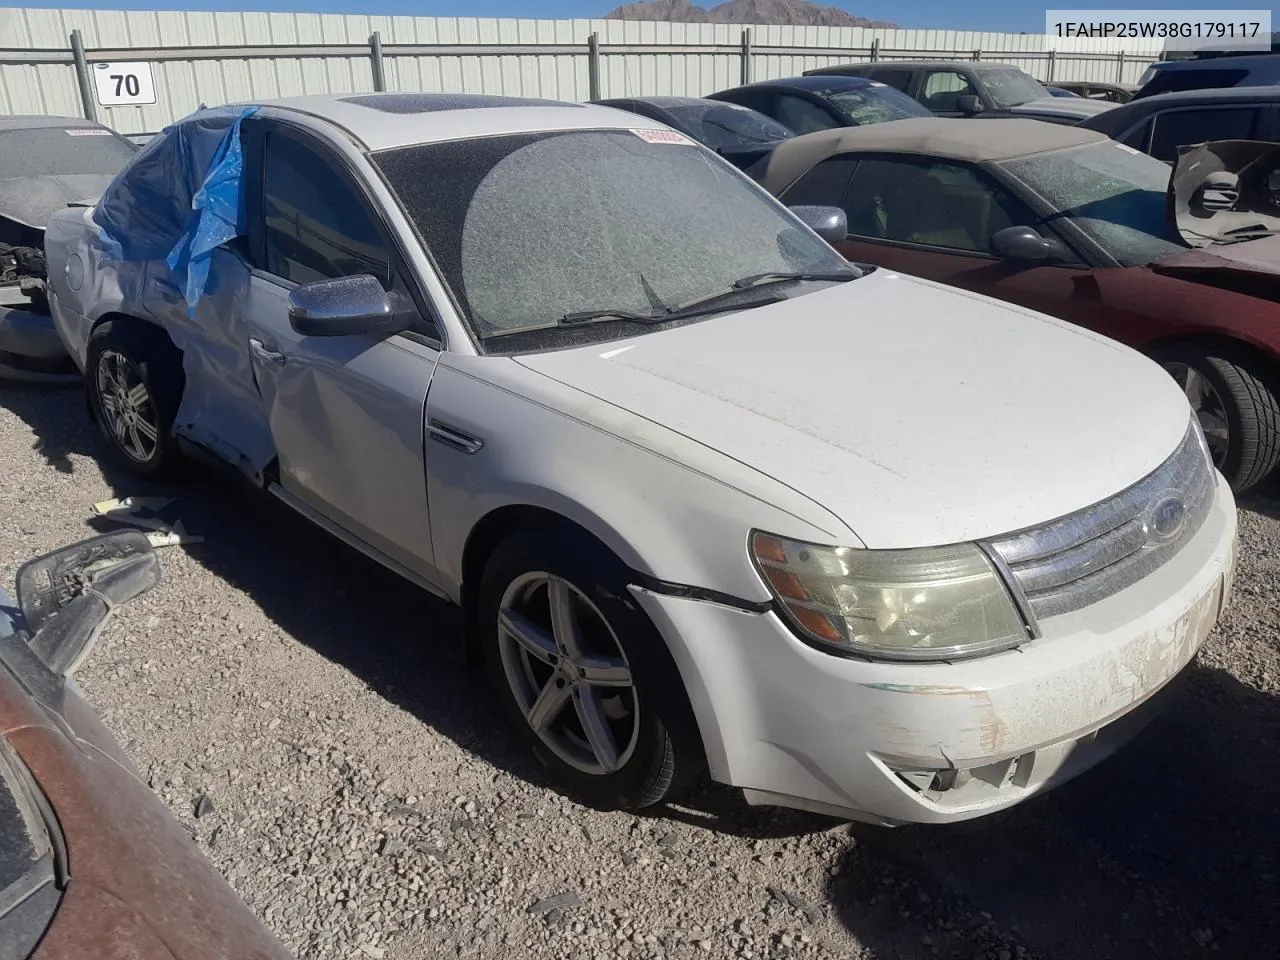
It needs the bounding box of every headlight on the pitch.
[750,531,1029,661]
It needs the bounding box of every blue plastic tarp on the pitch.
[92,105,258,315]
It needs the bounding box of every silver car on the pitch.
[42,94,1236,826]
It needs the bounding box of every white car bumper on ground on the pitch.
[634,477,1238,825]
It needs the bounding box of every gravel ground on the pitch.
[1,381,1277,960]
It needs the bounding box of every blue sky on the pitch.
[14,0,1248,35]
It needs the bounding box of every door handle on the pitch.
[427,420,483,455]
[248,337,286,367]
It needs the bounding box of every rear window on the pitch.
[826,85,932,124]
[1137,68,1248,98]
[0,127,136,180]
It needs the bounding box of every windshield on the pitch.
[0,127,136,180]
[826,85,932,124]
[662,102,793,148]
[983,68,1051,108]
[998,140,1184,265]
[373,129,850,345]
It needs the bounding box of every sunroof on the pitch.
[340,93,576,114]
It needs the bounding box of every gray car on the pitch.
[0,116,137,381]
[804,60,1116,125]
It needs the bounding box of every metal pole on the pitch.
[972,49,981,62]
[587,32,601,100]
[1117,50,1126,82]
[740,28,752,85]
[70,29,97,123]
[369,31,386,92]
[869,37,879,62]
[1046,48,1056,82]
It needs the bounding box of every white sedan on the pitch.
[44,93,1237,825]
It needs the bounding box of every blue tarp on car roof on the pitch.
[92,104,258,314]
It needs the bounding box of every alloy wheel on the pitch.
[1164,361,1229,467]
[497,572,640,776]
[96,349,160,463]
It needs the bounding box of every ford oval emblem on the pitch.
[1146,495,1187,544]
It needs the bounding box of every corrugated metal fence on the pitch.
[0,7,1164,136]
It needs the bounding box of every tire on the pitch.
[85,319,185,478]
[477,527,705,810]
[1154,343,1280,494]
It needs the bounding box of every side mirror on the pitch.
[788,204,848,245]
[14,531,160,677]
[991,225,1067,263]
[956,94,983,116]
[288,274,408,337]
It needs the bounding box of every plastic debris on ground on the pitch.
[90,497,204,548]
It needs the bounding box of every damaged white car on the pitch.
[44,94,1237,824]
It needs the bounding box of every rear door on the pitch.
[239,120,444,580]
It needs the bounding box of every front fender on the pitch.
[424,355,860,606]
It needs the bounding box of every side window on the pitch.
[844,157,1036,254]
[773,94,839,134]
[780,156,858,207]
[920,71,978,112]
[259,132,391,286]
[1119,118,1153,152]
[1149,108,1257,162]
[871,68,913,93]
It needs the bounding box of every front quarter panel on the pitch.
[424,354,861,606]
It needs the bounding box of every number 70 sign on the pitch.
[91,61,157,106]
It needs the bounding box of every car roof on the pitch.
[240,92,668,152]
[811,61,1026,73]
[0,114,108,132]
[600,95,716,108]
[1054,80,1137,91]
[758,117,1107,192]
[1145,53,1280,72]
[1081,84,1280,132]
[719,75,879,95]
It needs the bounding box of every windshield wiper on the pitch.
[558,291,787,328]
[730,270,860,289]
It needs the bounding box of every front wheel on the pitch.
[85,320,185,477]
[478,529,705,809]
[1155,344,1280,493]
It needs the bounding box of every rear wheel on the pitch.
[478,528,705,809]
[1154,343,1280,493]
[85,320,184,477]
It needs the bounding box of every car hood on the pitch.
[515,270,1190,549]
[0,174,116,230]
[1009,96,1114,118]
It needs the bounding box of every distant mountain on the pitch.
[604,0,897,28]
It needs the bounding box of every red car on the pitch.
[754,118,1280,491]
[0,531,292,959]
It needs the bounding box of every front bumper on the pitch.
[0,294,78,382]
[634,476,1238,825]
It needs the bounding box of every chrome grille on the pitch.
[984,421,1216,622]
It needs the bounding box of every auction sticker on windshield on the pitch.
[630,128,695,145]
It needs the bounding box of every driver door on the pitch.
[239,121,443,581]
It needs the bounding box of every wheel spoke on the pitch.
[573,687,620,773]
[134,416,159,443]
[577,655,632,688]
[498,609,559,665]
[1199,410,1230,443]
[548,578,586,659]
[127,423,148,457]
[1182,367,1207,407]
[127,382,149,407]
[112,414,129,444]
[526,678,572,733]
